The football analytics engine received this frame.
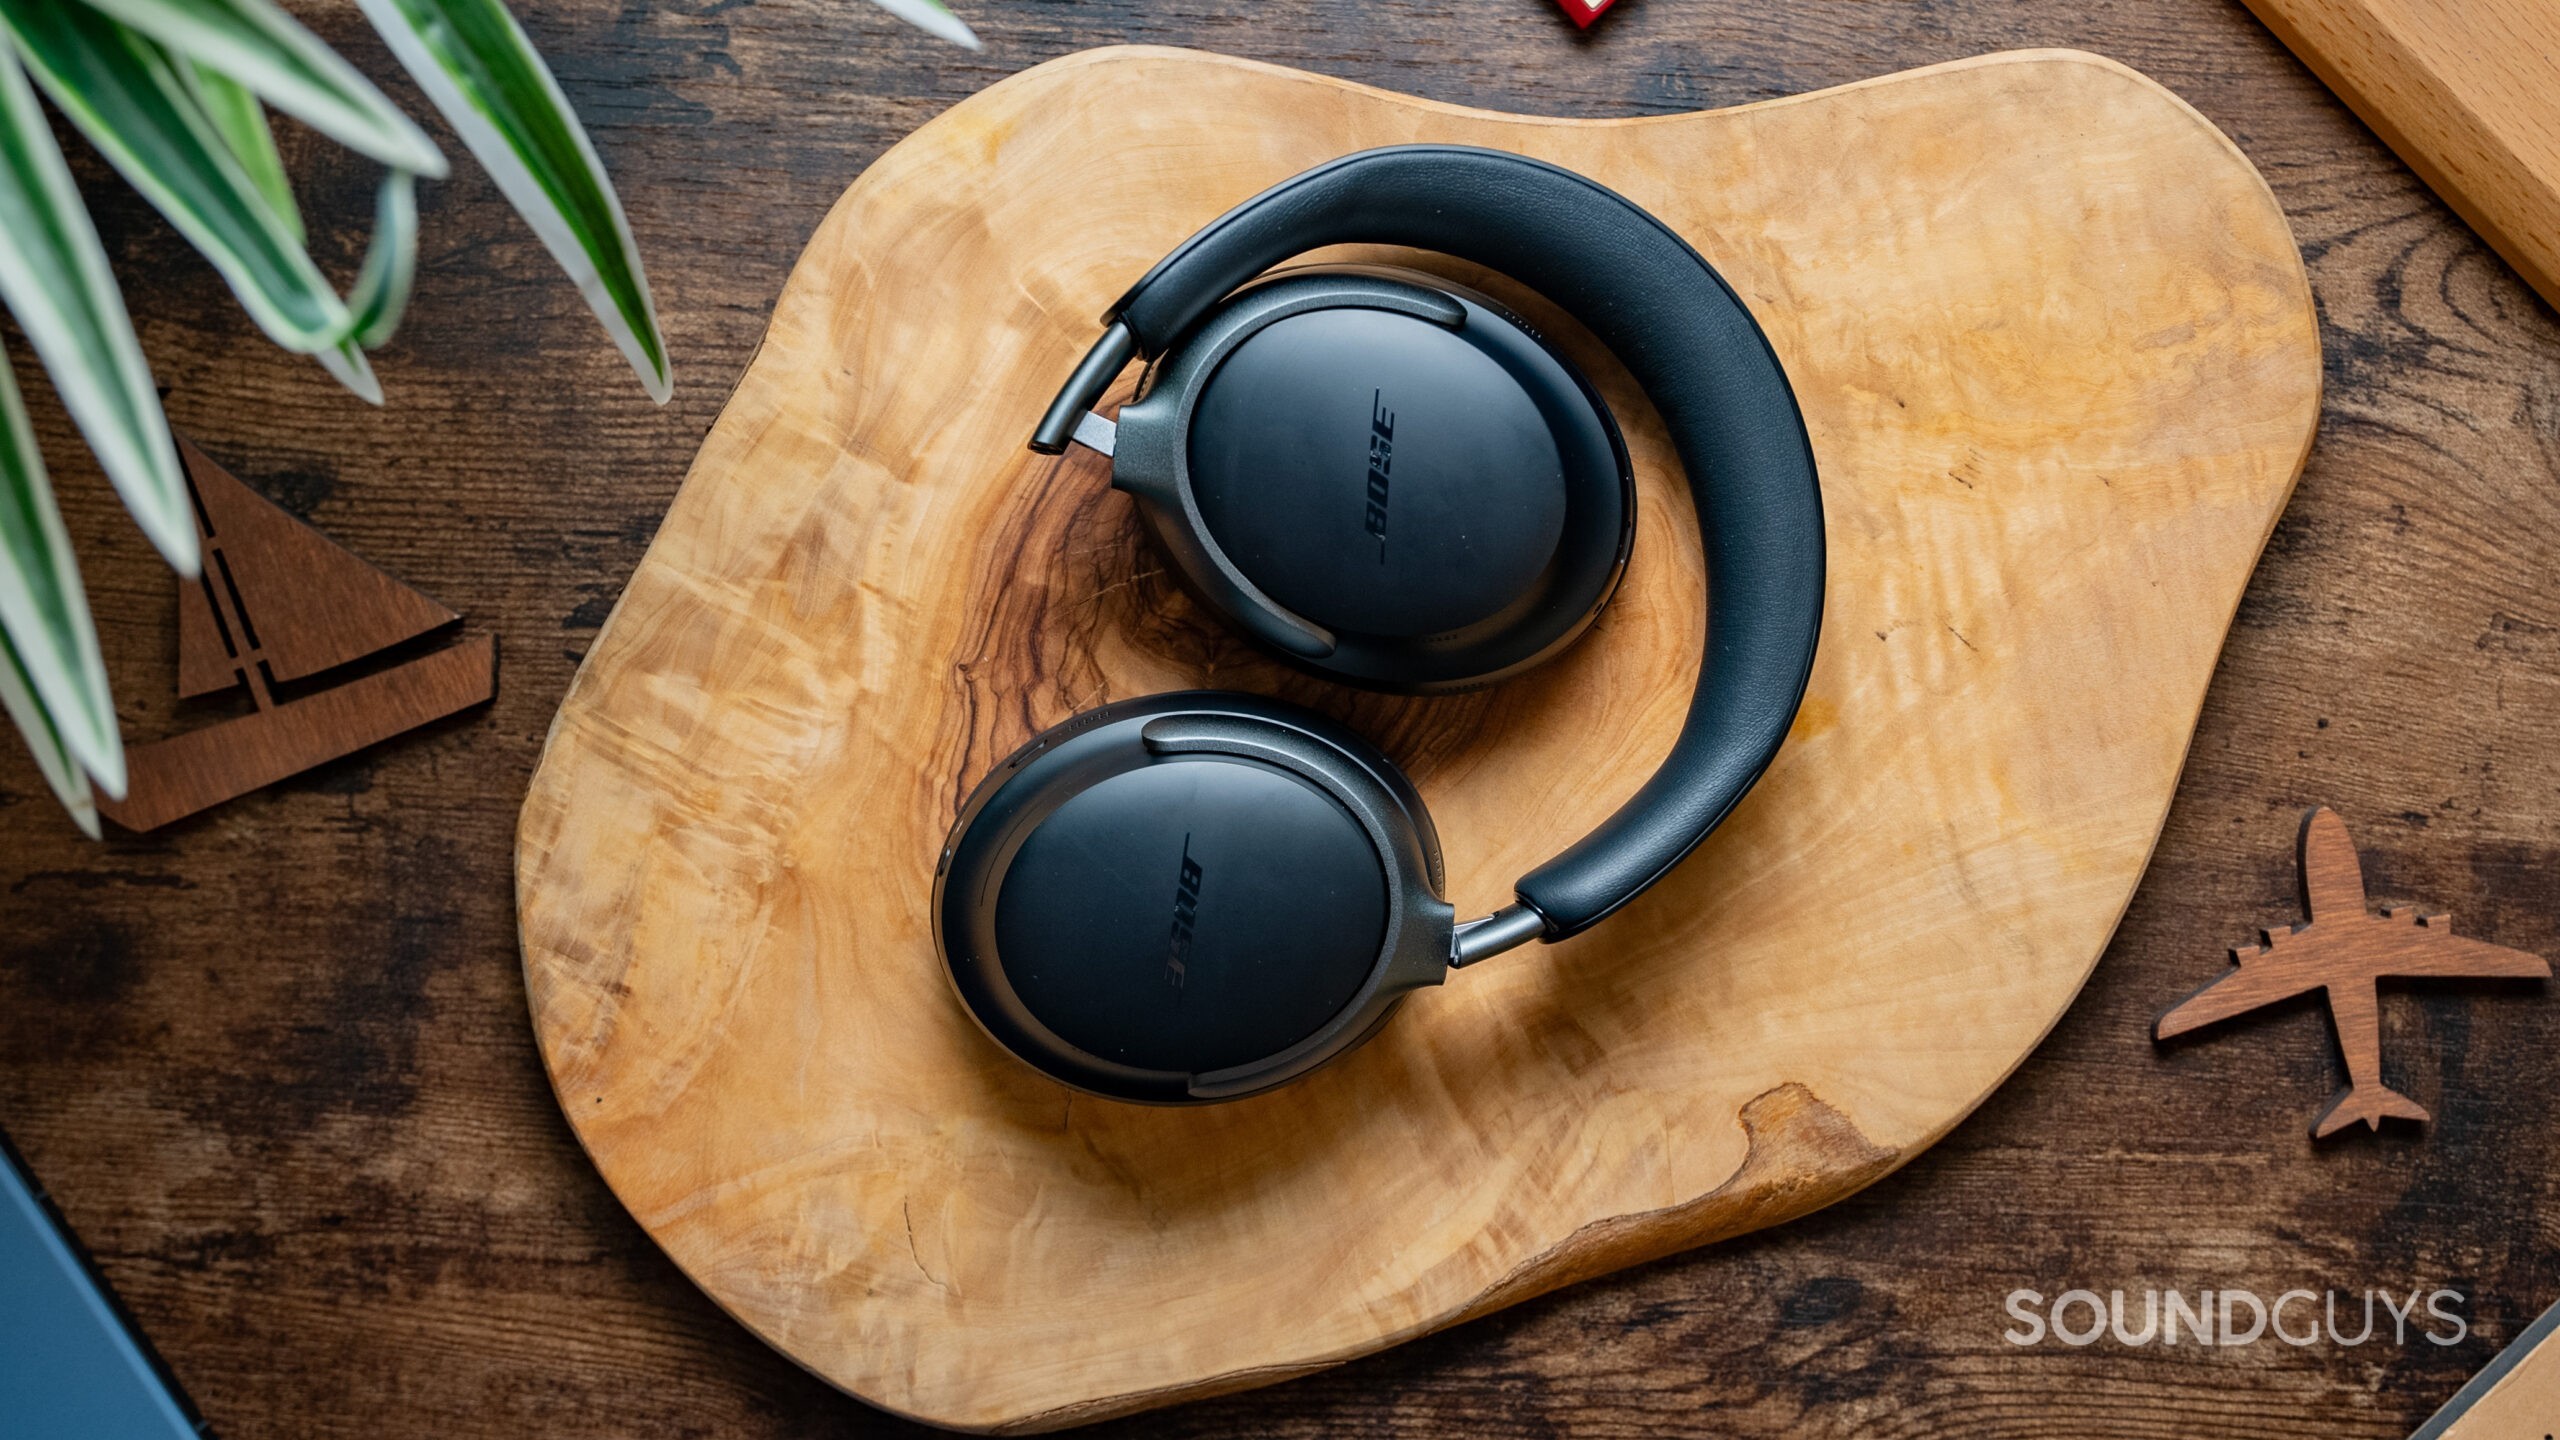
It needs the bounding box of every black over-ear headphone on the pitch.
[935,146,1824,1104]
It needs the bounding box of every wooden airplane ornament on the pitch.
[93,437,496,832]
[2156,806,2549,1138]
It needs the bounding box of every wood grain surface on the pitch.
[513,45,2317,1431]
[3,2,2557,1437]
[2237,0,2560,311]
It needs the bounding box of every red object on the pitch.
[1551,0,1620,26]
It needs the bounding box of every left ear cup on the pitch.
[935,692,1452,1103]
[1106,266,1634,694]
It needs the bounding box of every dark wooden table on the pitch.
[5,1,2556,1435]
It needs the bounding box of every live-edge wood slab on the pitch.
[515,47,2319,1431]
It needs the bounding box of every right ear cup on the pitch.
[935,692,1453,1103]
[1107,265,1634,694]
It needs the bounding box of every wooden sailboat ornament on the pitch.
[95,438,496,831]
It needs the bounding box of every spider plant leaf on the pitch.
[315,337,382,404]
[0,44,193,573]
[349,167,416,348]
[865,0,981,49]
[356,0,669,402]
[1,0,355,352]
[184,59,299,245]
[0,343,122,805]
[0,622,99,837]
[78,0,445,177]
[296,168,410,400]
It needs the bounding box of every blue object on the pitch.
[0,1131,208,1439]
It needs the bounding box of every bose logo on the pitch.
[1166,835,1204,991]
[1363,391,1394,561]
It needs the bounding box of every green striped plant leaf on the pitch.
[1,0,355,353]
[0,340,121,798]
[185,58,299,244]
[311,169,418,404]
[356,0,669,402]
[80,0,446,176]
[0,0,685,833]
[868,0,980,48]
[315,335,382,404]
[0,622,97,837]
[0,44,193,572]
[350,167,417,349]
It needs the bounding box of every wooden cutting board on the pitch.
[2241,0,2560,310]
[515,47,2319,1431]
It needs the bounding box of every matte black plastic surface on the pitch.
[1107,146,1825,937]
[1190,306,1564,636]
[936,693,1454,1103]
[1111,266,1634,693]
[993,756,1388,1072]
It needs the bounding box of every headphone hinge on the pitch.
[1451,902,1549,967]
[1028,321,1137,453]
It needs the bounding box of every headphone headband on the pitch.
[1037,145,1823,942]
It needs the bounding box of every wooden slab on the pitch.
[515,47,2319,1431]
[2239,0,2560,310]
